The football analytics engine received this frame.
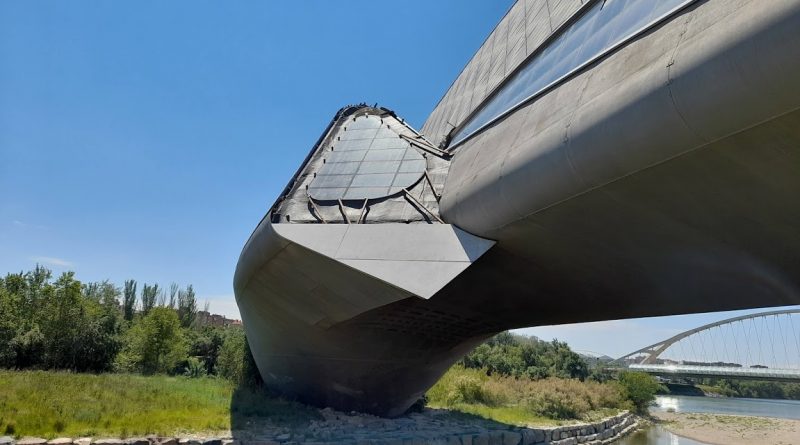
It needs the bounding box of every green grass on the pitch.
[435,403,562,426]
[1,367,633,438]
[0,370,319,438]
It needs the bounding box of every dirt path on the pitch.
[652,411,800,445]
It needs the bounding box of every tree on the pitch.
[618,371,661,413]
[116,307,186,374]
[82,280,119,304]
[216,328,247,382]
[140,283,159,316]
[40,272,84,370]
[460,332,589,380]
[187,326,225,374]
[216,328,262,387]
[177,285,197,328]
[37,272,123,372]
[0,286,19,366]
[167,282,178,309]
[123,279,137,321]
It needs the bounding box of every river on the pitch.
[613,395,800,444]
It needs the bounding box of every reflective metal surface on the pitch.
[309,115,426,200]
[451,0,697,146]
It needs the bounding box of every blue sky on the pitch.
[1,1,797,358]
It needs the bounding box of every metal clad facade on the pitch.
[421,0,587,146]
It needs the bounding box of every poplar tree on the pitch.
[123,279,137,321]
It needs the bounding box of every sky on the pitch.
[1,1,797,359]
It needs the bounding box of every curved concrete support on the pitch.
[234,219,494,416]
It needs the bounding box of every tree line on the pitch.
[0,266,256,384]
[449,332,662,414]
[697,378,800,400]
[460,331,591,380]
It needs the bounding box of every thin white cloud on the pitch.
[30,256,74,267]
[11,220,48,230]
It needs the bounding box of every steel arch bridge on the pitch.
[614,309,800,382]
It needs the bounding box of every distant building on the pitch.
[196,310,242,328]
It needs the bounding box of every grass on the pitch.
[0,370,319,439]
[425,366,630,427]
[1,367,633,438]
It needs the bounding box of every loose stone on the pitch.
[18,438,48,445]
[93,440,125,445]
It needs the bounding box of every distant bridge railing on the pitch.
[629,364,800,382]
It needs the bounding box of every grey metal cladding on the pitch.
[312,174,352,188]
[357,160,402,174]
[343,187,390,200]
[450,0,697,146]
[308,115,427,201]
[340,128,378,141]
[337,138,372,151]
[370,137,408,150]
[399,159,426,173]
[363,148,407,162]
[328,150,367,163]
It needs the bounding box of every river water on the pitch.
[613,395,800,444]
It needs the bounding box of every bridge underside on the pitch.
[432,107,800,330]
[235,0,800,417]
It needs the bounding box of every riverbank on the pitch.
[1,370,641,443]
[652,411,800,445]
[0,411,638,445]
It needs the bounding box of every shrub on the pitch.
[216,328,246,383]
[519,378,629,419]
[461,332,589,380]
[216,328,263,387]
[617,371,661,413]
[115,307,186,374]
[427,366,509,407]
[183,357,208,378]
[427,366,629,420]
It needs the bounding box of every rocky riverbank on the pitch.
[1,410,637,445]
[652,411,800,445]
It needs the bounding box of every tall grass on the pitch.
[0,370,318,438]
[426,366,631,425]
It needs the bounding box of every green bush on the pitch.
[183,357,207,378]
[427,366,509,407]
[617,371,661,413]
[427,366,629,422]
[521,378,629,419]
[216,328,246,383]
[115,307,186,375]
[0,268,122,372]
[461,332,589,380]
